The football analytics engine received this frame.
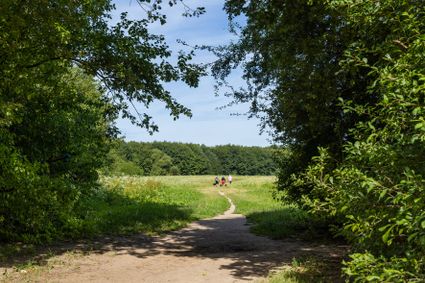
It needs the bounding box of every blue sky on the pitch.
[111,1,271,147]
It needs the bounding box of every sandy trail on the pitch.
[2,191,346,282]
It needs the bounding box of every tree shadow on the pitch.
[0,196,194,269]
[118,214,348,280]
[245,207,336,241]
[1,208,348,281]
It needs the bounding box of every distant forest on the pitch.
[103,141,276,176]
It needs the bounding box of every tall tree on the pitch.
[0,68,113,242]
[0,0,204,242]
[1,0,205,132]
[212,0,373,200]
[215,0,425,281]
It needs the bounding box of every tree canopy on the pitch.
[0,0,204,243]
[1,0,204,132]
[216,0,425,281]
[104,141,276,176]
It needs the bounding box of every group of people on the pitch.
[213,175,232,187]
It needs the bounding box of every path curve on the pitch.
[218,190,236,215]
[5,190,346,282]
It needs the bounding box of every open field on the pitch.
[80,175,231,236]
[1,176,346,283]
[220,176,327,240]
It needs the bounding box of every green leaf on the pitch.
[379,189,387,200]
[382,227,392,244]
[415,123,424,130]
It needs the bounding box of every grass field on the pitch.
[221,176,313,239]
[1,175,342,282]
[81,175,343,283]
[75,175,230,237]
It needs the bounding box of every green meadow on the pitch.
[67,175,311,240]
[222,176,311,239]
[75,176,230,237]
[1,175,340,282]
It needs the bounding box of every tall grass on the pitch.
[223,176,314,239]
[66,175,319,240]
[67,176,229,238]
[1,175,343,283]
[258,256,343,283]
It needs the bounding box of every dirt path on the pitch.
[2,191,347,282]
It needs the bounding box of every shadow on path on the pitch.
[1,191,348,282]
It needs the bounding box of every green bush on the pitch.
[290,1,425,279]
[0,69,112,243]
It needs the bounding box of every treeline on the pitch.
[103,141,276,176]
[218,0,425,281]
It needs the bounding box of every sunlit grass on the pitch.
[73,175,308,239]
[1,175,342,283]
[257,256,344,283]
[223,176,312,239]
[72,176,229,237]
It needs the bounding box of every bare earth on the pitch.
[1,191,347,282]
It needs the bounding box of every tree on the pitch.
[216,0,425,281]
[104,141,276,176]
[0,0,204,242]
[0,68,113,242]
[293,1,425,280]
[1,0,204,132]
[212,0,373,200]
[150,149,173,175]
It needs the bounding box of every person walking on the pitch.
[220,176,226,187]
[228,174,233,185]
[213,176,219,187]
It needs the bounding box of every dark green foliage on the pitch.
[292,1,425,280]
[217,0,425,281]
[0,69,112,243]
[212,145,276,175]
[0,0,204,132]
[0,0,204,243]
[104,141,276,176]
[212,0,374,203]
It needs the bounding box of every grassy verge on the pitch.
[223,176,324,240]
[258,256,344,283]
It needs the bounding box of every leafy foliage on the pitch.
[212,0,376,203]
[217,0,425,281]
[293,1,425,280]
[1,0,204,131]
[0,0,204,243]
[103,141,276,176]
[0,68,112,243]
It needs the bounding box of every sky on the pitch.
[111,1,271,147]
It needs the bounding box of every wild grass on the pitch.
[223,176,314,239]
[257,256,343,283]
[1,175,343,283]
[72,176,229,237]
